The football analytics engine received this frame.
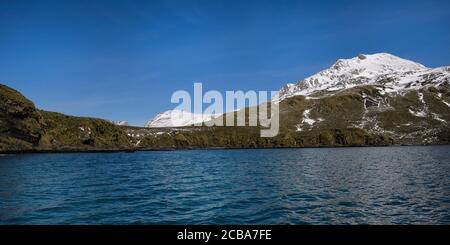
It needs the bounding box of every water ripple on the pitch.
[0,146,449,224]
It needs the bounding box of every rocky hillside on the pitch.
[136,53,450,148]
[0,83,396,152]
[0,84,44,151]
[273,53,450,145]
[0,84,133,152]
[131,84,450,149]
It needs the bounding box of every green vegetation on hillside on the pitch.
[0,84,132,152]
[1,83,449,153]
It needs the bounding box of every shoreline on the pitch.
[1,143,449,155]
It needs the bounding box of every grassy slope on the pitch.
[0,84,133,152]
[38,111,133,151]
[0,84,43,151]
[136,84,450,148]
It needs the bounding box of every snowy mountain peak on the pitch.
[278,53,445,100]
[145,109,218,128]
[329,53,426,74]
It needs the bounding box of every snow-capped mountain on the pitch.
[145,109,219,128]
[145,53,449,133]
[278,53,450,100]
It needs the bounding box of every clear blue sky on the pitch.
[1,0,449,125]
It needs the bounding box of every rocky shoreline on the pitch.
[4,142,450,155]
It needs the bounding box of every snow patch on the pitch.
[418,92,425,104]
[409,108,427,117]
[441,99,450,108]
[111,120,129,126]
[302,109,315,125]
[296,109,320,131]
[145,109,221,128]
[432,113,446,123]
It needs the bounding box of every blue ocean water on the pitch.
[0,146,449,224]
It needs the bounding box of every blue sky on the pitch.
[1,0,449,125]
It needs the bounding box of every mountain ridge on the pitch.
[1,52,450,153]
[146,53,450,127]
